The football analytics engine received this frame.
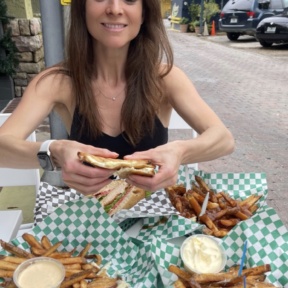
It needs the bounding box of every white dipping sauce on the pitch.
[181,235,225,273]
[16,259,64,288]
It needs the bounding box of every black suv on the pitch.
[219,0,288,41]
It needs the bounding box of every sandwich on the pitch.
[93,180,146,215]
[77,152,156,178]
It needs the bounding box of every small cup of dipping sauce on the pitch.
[13,257,65,288]
[180,234,227,274]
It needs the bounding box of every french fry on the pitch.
[239,194,262,208]
[60,269,94,288]
[218,218,240,227]
[0,269,14,278]
[80,279,88,288]
[199,214,219,232]
[186,195,202,216]
[168,265,193,282]
[0,259,19,270]
[213,229,229,238]
[0,239,34,259]
[41,235,52,249]
[242,264,271,276]
[64,263,82,270]
[58,257,87,265]
[22,233,43,250]
[86,277,117,288]
[1,256,26,264]
[169,263,276,288]
[166,175,262,238]
[194,272,235,284]
[0,233,125,287]
[30,246,47,256]
[50,252,74,259]
[173,279,188,288]
[79,243,92,257]
[195,175,210,193]
[42,241,63,257]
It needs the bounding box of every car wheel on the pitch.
[259,40,273,47]
[226,32,240,41]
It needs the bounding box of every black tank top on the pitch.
[69,110,168,159]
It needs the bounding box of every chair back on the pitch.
[169,110,198,170]
[0,113,40,193]
[0,113,41,240]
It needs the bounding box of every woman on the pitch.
[0,0,234,195]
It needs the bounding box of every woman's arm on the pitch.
[125,65,235,191]
[0,70,62,169]
[165,65,235,163]
[0,70,119,195]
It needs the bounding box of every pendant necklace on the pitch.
[99,86,126,101]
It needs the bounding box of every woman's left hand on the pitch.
[123,142,184,192]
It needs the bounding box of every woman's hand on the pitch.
[50,140,119,196]
[123,142,184,192]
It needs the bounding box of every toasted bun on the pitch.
[92,180,146,216]
[108,185,146,215]
[77,152,155,177]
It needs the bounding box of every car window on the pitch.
[223,0,254,11]
[282,0,288,7]
[270,0,285,8]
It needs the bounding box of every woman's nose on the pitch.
[106,0,123,15]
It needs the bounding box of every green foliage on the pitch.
[189,0,220,24]
[179,17,190,25]
[0,0,8,24]
[189,1,200,22]
[0,0,19,75]
[204,0,220,24]
[188,22,195,32]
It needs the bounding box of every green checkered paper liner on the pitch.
[0,198,183,287]
[0,168,287,287]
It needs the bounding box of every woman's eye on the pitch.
[125,0,138,3]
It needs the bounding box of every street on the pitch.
[166,26,288,227]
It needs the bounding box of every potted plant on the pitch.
[193,20,201,34]
[179,17,189,33]
[188,21,195,32]
[204,0,220,34]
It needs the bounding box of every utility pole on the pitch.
[39,0,68,186]
[39,0,67,140]
[199,0,205,35]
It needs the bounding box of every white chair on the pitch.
[0,113,40,241]
[169,109,198,170]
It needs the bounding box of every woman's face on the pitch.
[85,0,143,49]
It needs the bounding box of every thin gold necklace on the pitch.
[98,86,126,101]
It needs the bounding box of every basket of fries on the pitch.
[0,167,287,287]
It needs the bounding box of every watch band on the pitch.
[38,140,56,171]
[39,140,56,155]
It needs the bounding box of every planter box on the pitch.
[180,24,188,33]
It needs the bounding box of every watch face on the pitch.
[38,152,54,171]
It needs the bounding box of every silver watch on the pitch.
[37,140,56,171]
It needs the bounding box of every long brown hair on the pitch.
[65,0,174,145]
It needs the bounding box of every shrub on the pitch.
[0,0,19,75]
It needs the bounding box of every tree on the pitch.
[0,0,19,75]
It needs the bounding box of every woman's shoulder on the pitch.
[23,65,73,106]
[29,66,71,93]
[161,64,188,89]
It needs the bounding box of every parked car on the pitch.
[256,7,288,46]
[219,0,288,41]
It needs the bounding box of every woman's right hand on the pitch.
[50,140,119,196]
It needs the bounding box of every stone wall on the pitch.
[7,17,45,97]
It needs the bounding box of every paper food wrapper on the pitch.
[1,167,287,287]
